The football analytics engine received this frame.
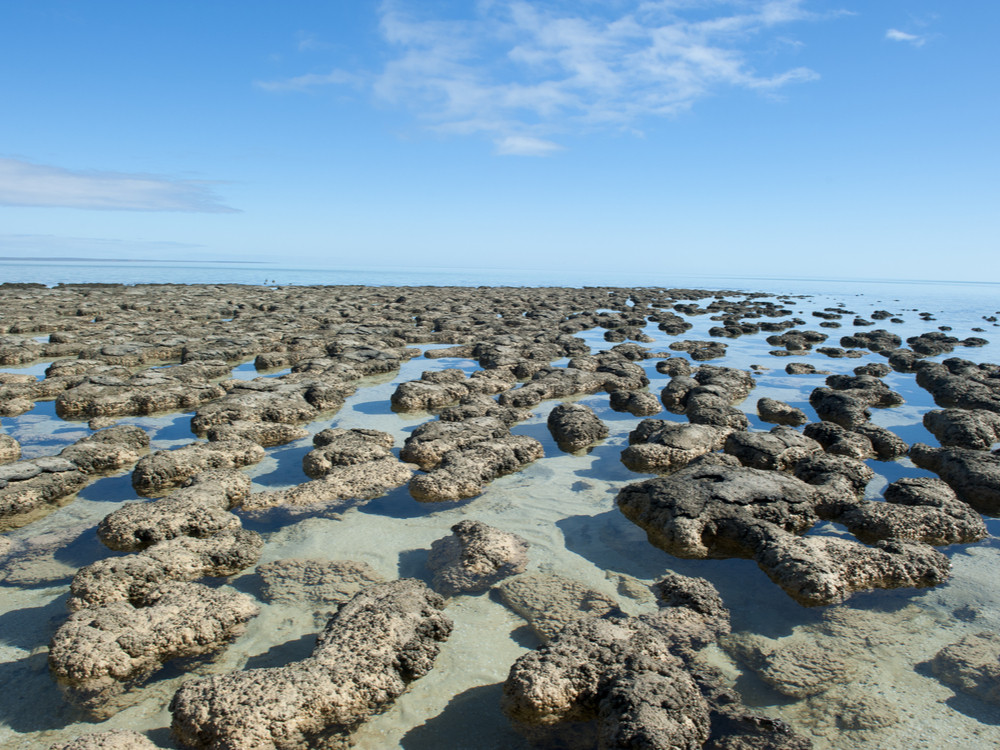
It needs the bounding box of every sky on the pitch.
[0,1,997,282]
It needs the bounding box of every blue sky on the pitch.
[1,1,997,281]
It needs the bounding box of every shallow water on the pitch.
[2,283,1000,749]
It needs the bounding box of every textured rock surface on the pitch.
[617,459,950,605]
[910,443,1000,514]
[245,457,413,511]
[169,579,452,750]
[724,426,822,471]
[620,419,731,474]
[930,631,1000,706]
[426,520,529,596]
[132,438,265,496]
[257,558,384,608]
[48,729,161,750]
[757,397,808,426]
[836,477,986,545]
[923,408,1000,450]
[722,632,856,698]
[608,389,661,416]
[496,573,622,641]
[97,470,251,551]
[68,528,263,610]
[546,402,609,453]
[49,581,259,718]
[408,434,543,502]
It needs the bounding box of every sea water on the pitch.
[1,261,999,749]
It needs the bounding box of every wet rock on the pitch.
[400,416,509,470]
[621,419,731,474]
[258,558,384,621]
[909,443,1000,514]
[724,426,823,471]
[840,329,902,354]
[655,357,693,377]
[169,579,452,750]
[785,362,829,375]
[923,408,1000,450]
[669,339,728,360]
[190,375,357,435]
[390,368,515,412]
[48,729,161,750]
[546,402,609,453]
[791,453,874,499]
[498,362,648,408]
[0,433,20,463]
[608,389,661,416]
[503,617,710,749]
[836,477,986,545]
[426,520,529,596]
[617,460,948,605]
[205,420,309,447]
[245,457,413,511]
[722,632,856,698]
[303,428,395,478]
[767,330,828,352]
[808,388,871,429]
[854,423,909,461]
[930,631,1000,706]
[55,367,228,419]
[685,391,751,430]
[496,573,622,642]
[409,434,543,502]
[803,421,874,459]
[854,362,891,377]
[757,397,808,426]
[915,359,1000,413]
[436,393,531,424]
[131,438,265,496]
[49,581,259,719]
[59,425,150,475]
[68,528,264,610]
[98,470,251,551]
[0,458,88,532]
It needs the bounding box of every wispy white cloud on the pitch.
[255,69,362,92]
[262,1,831,154]
[885,28,926,47]
[495,135,564,156]
[0,158,238,212]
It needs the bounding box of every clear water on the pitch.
[1,262,999,749]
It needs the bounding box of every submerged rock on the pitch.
[930,632,1000,706]
[496,573,622,642]
[49,581,259,719]
[169,579,452,750]
[426,519,529,596]
[48,729,161,750]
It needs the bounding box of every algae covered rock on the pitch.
[169,579,452,750]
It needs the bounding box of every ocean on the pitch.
[1,259,999,749]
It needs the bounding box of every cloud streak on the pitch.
[885,28,926,47]
[0,158,238,212]
[264,1,827,154]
